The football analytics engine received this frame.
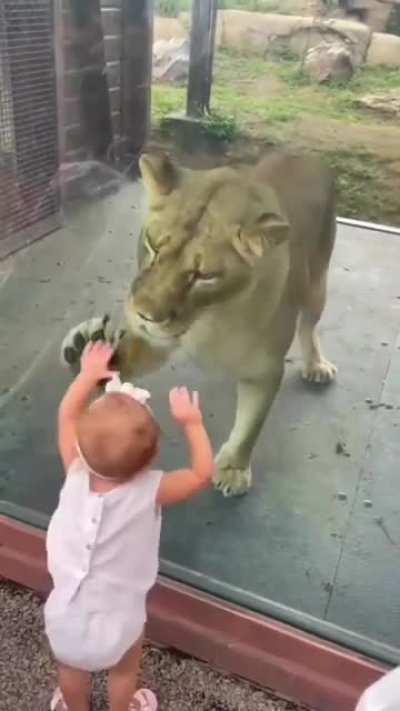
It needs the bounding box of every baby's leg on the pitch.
[108,633,144,711]
[57,663,91,711]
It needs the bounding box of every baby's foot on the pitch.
[130,688,158,710]
[50,688,68,711]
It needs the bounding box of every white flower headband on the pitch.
[105,372,151,408]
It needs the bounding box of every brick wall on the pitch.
[60,0,123,161]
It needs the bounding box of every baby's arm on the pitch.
[156,388,215,507]
[58,342,114,472]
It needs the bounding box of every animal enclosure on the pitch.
[0,2,399,710]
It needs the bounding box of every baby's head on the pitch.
[76,392,160,481]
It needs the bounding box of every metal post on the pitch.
[187,0,217,118]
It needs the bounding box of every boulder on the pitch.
[152,38,190,83]
[218,11,371,67]
[356,90,400,117]
[177,11,224,48]
[304,41,354,81]
[367,31,400,66]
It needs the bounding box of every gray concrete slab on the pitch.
[326,326,400,647]
[0,188,399,661]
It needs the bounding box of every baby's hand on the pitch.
[169,387,203,427]
[80,341,115,383]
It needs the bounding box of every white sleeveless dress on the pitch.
[44,459,163,671]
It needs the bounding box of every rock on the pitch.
[218,11,371,67]
[152,38,190,82]
[177,11,224,48]
[367,31,400,66]
[304,41,354,82]
[153,16,186,43]
[290,18,371,66]
[355,90,400,117]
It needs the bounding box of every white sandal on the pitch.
[50,687,68,711]
[130,688,158,710]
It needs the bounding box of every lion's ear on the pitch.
[139,152,177,196]
[232,213,289,265]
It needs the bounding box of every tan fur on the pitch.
[62,151,337,496]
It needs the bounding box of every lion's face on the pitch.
[126,153,289,346]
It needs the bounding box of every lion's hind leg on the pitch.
[298,271,337,384]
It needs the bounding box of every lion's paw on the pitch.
[302,358,337,385]
[214,450,252,497]
[60,314,116,369]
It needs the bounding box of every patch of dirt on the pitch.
[282,116,400,161]
[239,75,285,97]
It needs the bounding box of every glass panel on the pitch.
[1,0,399,677]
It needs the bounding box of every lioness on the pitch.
[62,151,337,496]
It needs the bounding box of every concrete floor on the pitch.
[0,579,309,711]
[0,183,400,664]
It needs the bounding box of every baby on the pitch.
[45,341,215,711]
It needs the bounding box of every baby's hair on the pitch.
[76,392,160,481]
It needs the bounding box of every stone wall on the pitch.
[154,10,400,68]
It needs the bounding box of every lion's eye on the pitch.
[192,271,221,285]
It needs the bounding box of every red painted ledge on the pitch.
[0,515,387,711]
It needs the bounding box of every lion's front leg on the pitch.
[214,361,284,497]
[61,315,169,379]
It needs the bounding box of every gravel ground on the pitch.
[0,580,310,711]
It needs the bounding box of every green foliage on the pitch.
[154,0,316,15]
[201,112,237,140]
[386,4,400,37]
[154,0,191,18]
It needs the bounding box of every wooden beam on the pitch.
[187,0,217,118]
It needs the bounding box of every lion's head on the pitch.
[126,152,289,346]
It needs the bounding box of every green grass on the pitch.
[319,149,390,222]
[152,49,400,224]
[154,0,337,16]
[152,85,185,122]
[152,48,400,130]
[217,0,301,12]
[154,0,191,17]
[213,49,400,126]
